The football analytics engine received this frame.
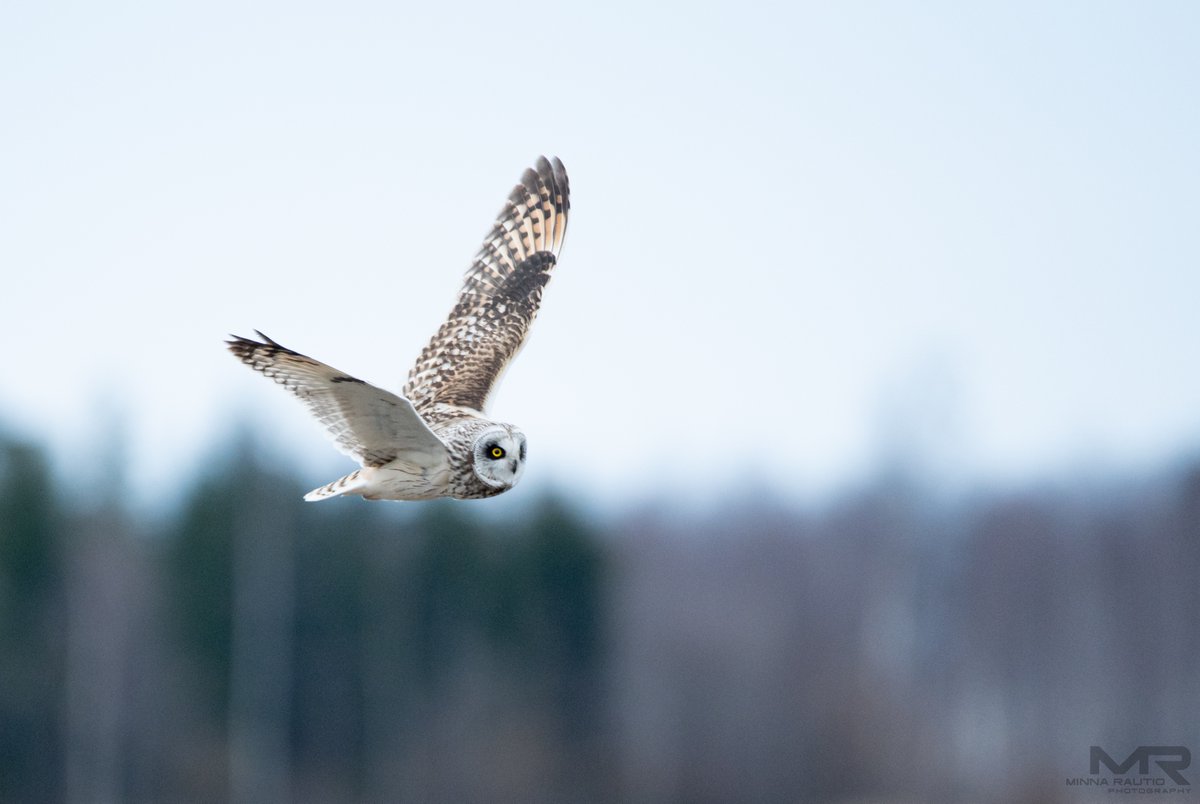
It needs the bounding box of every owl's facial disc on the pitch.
[472,427,527,490]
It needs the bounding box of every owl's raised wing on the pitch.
[403,156,570,418]
[228,332,448,468]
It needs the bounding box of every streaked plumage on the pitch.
[227,156,570,501]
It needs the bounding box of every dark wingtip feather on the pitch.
[226,331,287,365]
[520,166,540,197]
[535,155,569,213]
[226,338,257,368]
[550,157,570,214]
[226,333,254,352]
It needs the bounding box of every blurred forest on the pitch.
[1,426,1198,803]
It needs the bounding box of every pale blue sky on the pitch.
[2,1,1197,505]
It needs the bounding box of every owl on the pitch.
[227,156,570,501]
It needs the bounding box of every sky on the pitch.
[1,1,1198,508]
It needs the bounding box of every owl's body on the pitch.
[227,157,569,502]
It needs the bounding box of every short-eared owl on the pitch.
[227,156,570,501]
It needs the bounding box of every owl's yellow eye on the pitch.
[489,446,506,459]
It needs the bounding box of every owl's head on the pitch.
[472,425,528,491]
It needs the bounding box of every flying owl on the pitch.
[227,156,570,501]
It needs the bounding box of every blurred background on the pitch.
[2,1,1198,801]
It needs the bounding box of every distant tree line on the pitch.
[0,427,1197,802]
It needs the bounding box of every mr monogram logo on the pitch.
[1066,745,1192,792]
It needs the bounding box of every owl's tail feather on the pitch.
[304,469,367,502]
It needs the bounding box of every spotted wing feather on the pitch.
[403,156,570,418]
[227,332,448,467]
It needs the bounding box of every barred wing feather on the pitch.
[227,332,448,468]
[403,156,570,418]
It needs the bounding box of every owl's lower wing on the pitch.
[403,156,570,417]
[228,332,448,468]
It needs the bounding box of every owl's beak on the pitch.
[509,459,519,474]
